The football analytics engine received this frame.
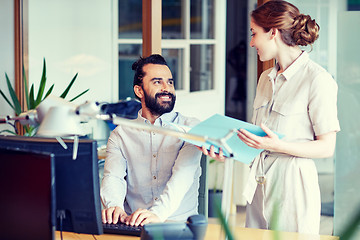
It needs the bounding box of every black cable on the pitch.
[12,121,19,135]
[0,121,18,134]
[59,219,63,240]
[59,216,63,240]
[57,210,65,240]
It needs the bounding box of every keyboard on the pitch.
[103,222,143,236]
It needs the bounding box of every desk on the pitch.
[56,224,339,240]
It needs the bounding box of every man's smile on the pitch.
[158,95,172,101]
[156,93,174,103]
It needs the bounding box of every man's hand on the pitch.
[124,208,161,226]
[101,206,128,224]
[197,145,226,162]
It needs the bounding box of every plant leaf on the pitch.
[35,58,47,106]
[214,198,235,240]
[29,84,35,109]
[23,125,30,133]
[5,73,22,115]
[44,84,54,99]
[69,89,89,102]
[24,125,37,136]
[0,89,15,110]
[23,65,30,110]
[340,208,360,240]
[60,73,78,99]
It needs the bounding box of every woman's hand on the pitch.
[196,145,226,162]
[237,123,281,152]
[196,123,281,160]
[238,123,337,158]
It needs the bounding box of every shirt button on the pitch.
[153,154,156,158]
[153,176,157,179]
[155,197,158,201]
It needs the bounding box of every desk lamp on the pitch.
[1,95,85,159]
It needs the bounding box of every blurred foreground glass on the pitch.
[334,11,360,239]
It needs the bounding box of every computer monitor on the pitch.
[0,135,103,235]
[0,147,55,240]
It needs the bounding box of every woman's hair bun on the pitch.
[292,14,320,46]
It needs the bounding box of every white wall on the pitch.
[27,0,118,140]
[28,0,117,102]
[0,1,15,134]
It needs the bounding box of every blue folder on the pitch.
[183,114,284,164]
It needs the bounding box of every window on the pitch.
[118,0,224,101]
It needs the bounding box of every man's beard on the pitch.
[143,88,176,116]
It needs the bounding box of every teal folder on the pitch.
[183,114,283,164]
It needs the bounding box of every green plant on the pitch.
[214,197,235,240]
[339,208,360,240]
[0,58,89,136]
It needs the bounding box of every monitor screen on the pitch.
[0,135,103,235]
[0,147,55,240]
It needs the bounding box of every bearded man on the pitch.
[100,54,202,227]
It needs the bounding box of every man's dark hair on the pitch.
[132,54,168,88]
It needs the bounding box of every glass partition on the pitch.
[334,11,360,239]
